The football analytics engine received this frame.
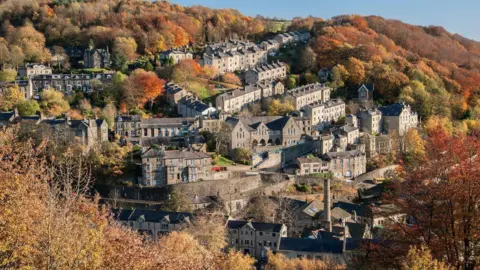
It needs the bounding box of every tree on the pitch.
[39,88,70,117]
[89,141,128,181]
[286,75,296,89]
[304,72,319,84]
[231,148,252,165]
[405,245,451,270]
[111,52,128,73]
[101,103,117,130]
[202,65,220,79]
[345,57,365,85]
[0,69,17,82]
[0,85,23,111]
[172,59,201,85]
[0,38,10,67]
[331,64,349,88]
[222,72,241,85]
[162,190,193,212]
[214,122,233,156]
[265,250,340,270]
[9,45,24,69]
[297,46,317,72]
[17,99,40,116]
[390,127,480,269]
[267,99,294,116]
[113,37,137,61]
[184,212,227,251]
[9,25,47,62]
[123,69,165,110]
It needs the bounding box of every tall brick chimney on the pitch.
[323,177,332,232]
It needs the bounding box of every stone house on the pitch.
[296,157,328,176]
[31,73,113,93]
[113,209,192,240]
[273,30,311,46]
[378,102,418,135]
[277,237,356,263]
[226,220,287,259]
[198,116,222,132]
[332,125,360,145]
[115,115,142,144]
[357,83,374,103]
[259,39,280,52]
[139,118,197,141]
[303,98,345,130]
[215,80,284,113]
[203,40,267,74]
[159,49,193,65]
[141,148,212,187]
[225,116,303,151]
[165,82,193,106]
[319,134,334,154]
[356,108,382,135]
[83,48,111,68]
[359,134,392,158]
[177,96,217,117]
[18,64,52,78]
[320,150,366,179]
[287,83,331,110]
[244,61,286,84]
[38,117,108,148]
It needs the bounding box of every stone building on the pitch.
[287,83,331,110]
[203,40,267,74]
[226,220,287,259]
[31,73,113,93]
[177,96,217,117]
[113,209,192,240]
[378,102,418,135]
[322,150,366,179]
[259,39,280,52]
[139,118,197,140]
[356,108,382,135]
[359,134,392,158]
[225,116,303,151]
[244,61,286,84]
[358,83,374,103]
[141,148,212,187]
[165,82,193,106]
[18,64,52,78]
[159,49,193,65]
[83,48,111,68]
[273,30,311,46]
[115,115,142,144]
[215,80,284,113]
[296,157,328,176]
[303,98,345,130]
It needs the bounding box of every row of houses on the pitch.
[203,40,268,74]
[259,30,311,53]
[0,110,108,148]
[215,80,285,113]
[164,82,217,118]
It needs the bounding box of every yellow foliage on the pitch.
[404,245,451,270]
[0,84,23,111]
[424,116,453,136]
[267,99,295,116]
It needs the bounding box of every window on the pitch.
[259,232,263,236]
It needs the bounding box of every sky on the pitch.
[170,0,480,41]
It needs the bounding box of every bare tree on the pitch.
[214,122,232,156]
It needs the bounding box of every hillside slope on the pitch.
[308,15,480,125]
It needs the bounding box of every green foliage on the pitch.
[162,190,193,212]
[231,148,252,165]
[111,52,128,73]
[295,184,312,193]
[0,69,17,82]
[286,75,297,89]
[17,99,40,116]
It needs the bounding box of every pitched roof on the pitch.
[346,222,368,240]
[378,102,415,117]
[279,237,359,253]
[302,199,325,217]
[359,83,374,92]
[226,220,283,232]
[323,150,364,160]
[116,115,142,122]
[287,83,330,98]
[141,148,211,160]
[331,207,352,220]
[0,111,15,121]
[112,209,192,224]
[297,157,322,164]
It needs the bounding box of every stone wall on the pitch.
[173,174,262,198]
[353,165,399,183]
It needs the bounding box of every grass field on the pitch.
[215,155,234,166]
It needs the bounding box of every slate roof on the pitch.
[378,103,413,117]
[302,199,325,217]
[32,73,113,81]
[330,207,352,220]
[112,209,192,224]
[359,83,374,92]
[226,220,283,232]
[332,201,371,218]
[140,117,195,127]
[116,115,142,122]
[287,83,330,98]
[346,222,368,240]
[142,148,211,160]
[0,111,15,121]
[249,61,285,74]
[323,150,364,160]
[279,237,359,254]
[297,157,323,164]
[225,116,294,132]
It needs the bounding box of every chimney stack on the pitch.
[323,177,332,232]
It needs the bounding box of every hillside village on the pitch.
[0,1,478,269]
[0,28,420,266]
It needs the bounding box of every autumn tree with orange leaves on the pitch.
[123,69,165,110]
[355,126,480,269]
